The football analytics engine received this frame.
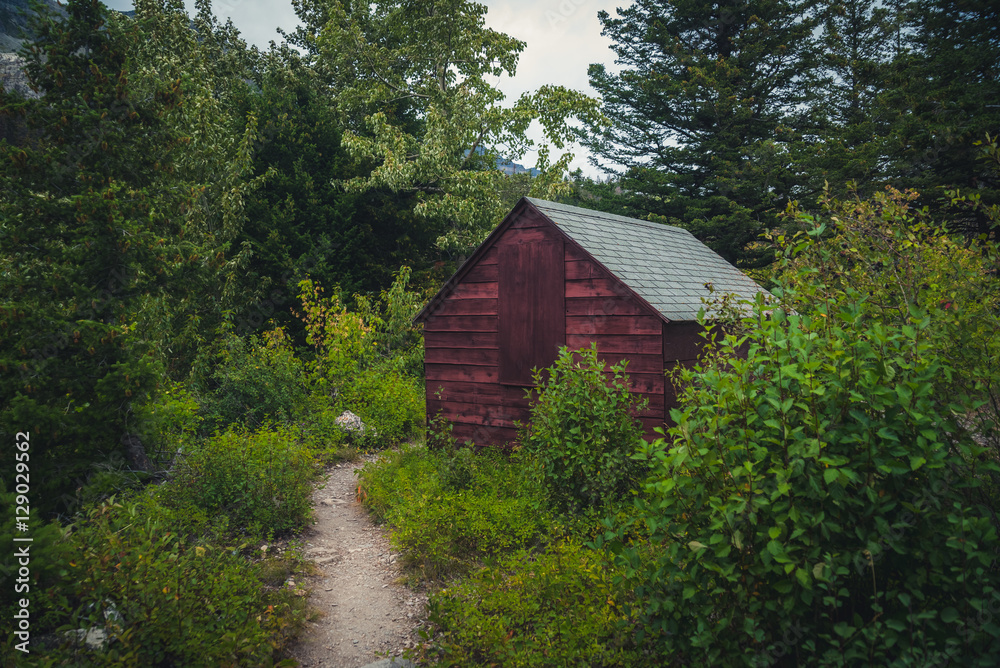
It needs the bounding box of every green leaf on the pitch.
[910,456,927,471]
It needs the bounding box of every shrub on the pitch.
[358,444,548,577]
[177,425,316,539]
[611,280,1000,661]
[521,343,648,513]
[419,540,652,667]
[294,400,354,464]
[130,382,202,468]
[336,366,424,448]
[196,325,309,432]
[296,279,374,390]
[25,491,306,667]
[354,265,425,378]
[0,482,70,642]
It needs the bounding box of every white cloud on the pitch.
[481,0,625,177]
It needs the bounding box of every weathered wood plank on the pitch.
[565,278,633,299]
[566,297,651,316]
[426,399,528,430]
[425,363,499,383]
[566,315,662,335]
[426,380,534,405]
[448,281,498,299]
[619,373,665,394]
[424,331,498,349]
[509,209,549,229]
[423,315,498,333]
[476,246,498,265]
[566,334,663,355]
[463,263,499,283]
[564,242,591,262]
[578,352,664,374]
[495,227,559,245]
[424,347,499,366]
[429,298,497,317]
[565,259,610,281]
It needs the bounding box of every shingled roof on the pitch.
[525,198,765,322]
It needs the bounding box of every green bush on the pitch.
[0,483,70,645]
[294,400,354,464]
[130,382,202,466]
[419,540,652,667]
[336,365,424,448]
[177,425,316,539]
[358,444,548,577]
[521,344,648,513]
[21,491,306,667]
[612,294,1000,664]
[196,326,309,432]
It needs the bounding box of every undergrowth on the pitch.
[358,444,550,579]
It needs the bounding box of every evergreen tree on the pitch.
[585,0,821,267]
[0,0,256,514]
[230,46,444,336]
[890,0,1000,238]
[807,0,900,196]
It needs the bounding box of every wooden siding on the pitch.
[564,242,666,440]
[662,321,709,426]
[422,211,561,445]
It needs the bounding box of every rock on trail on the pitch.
[289,458,425,668]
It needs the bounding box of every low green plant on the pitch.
[0,482,70,642]
[354,265,425,378]
[177,425,316,539]
[521,343,648,513]
[24,491,305,667]
[359,444,549,577]
[294,401,354,464]
[336,365,424,448]
[195,325,309,432]
[130,381,202,467]
[419,539,652,667]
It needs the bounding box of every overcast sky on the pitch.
[102,0,628,177]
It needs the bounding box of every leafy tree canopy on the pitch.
[299,0,604,257]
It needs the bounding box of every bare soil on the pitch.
[288,458,426,667]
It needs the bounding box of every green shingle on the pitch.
[527,198,767,322]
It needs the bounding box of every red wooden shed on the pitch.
[414,197,766,446]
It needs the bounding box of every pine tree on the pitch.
[807,0,900,196]
[890,0,1000,238]
[585,0,821,267]
[0,0,257,514]
[0,0,169,512]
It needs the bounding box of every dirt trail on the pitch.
[288,458,426,667]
